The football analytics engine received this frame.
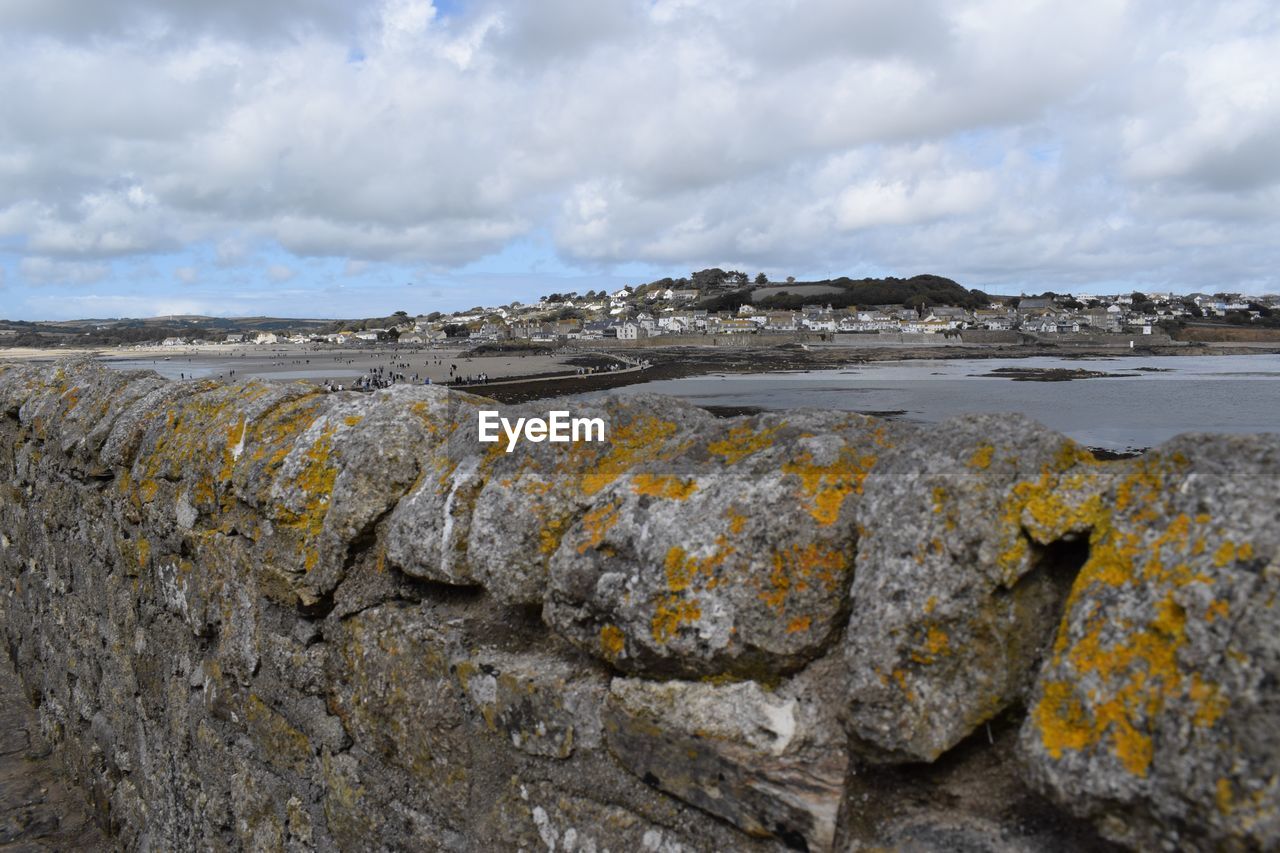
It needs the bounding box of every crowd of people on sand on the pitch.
[320,365,422,392]
[315,355,483,391]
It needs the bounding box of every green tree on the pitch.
[691,268,728,289]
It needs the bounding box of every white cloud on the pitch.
[0,0,1275,300]
[175,265,198,283]
[1122,30,1280,191]
[833,147,997,231]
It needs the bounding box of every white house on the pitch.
[716,319,758,334]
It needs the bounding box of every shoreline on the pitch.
[3,340,1278,405]
[475,340,1280,402]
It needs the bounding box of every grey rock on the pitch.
[606,660,848,852]
[842,414,1110,762]
[1021,434,1280,850]
[381,388,491,589]
[323,601,473,826]
[545,408,892,678]
[455,650,606,758]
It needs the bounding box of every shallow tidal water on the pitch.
[594,355,1280,451]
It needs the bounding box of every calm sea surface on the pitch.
[593,355,1280,451]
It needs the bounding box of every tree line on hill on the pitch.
[697,274,991,312]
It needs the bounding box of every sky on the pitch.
[0,0,1278,321]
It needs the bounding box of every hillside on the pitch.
[755,274,990,310]
[700,274,990,312]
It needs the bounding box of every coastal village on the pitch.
[7,271,1275,351]
[187,271,1279,348]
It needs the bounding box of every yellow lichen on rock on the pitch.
[579,416,678,495]
[759,544,847,612]
[1033,457,1244,781]
[907,623,953,665]
[782,448,877,526]
[630,473,697,500]
[651,594,702,644]
[707,423,779,464]
[786,615,812,634]
[538,515,568,556]
[968,443,995,470]
[992,441,1107,582]
[600,624,626,659]
[663,541,734,594]
[1034,680,1094,759]
[576,500,621,555]
[1035,526,1183,776]
[245,393,326,472]
[278,424,339,539]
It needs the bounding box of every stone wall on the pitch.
[0,360,1276,852]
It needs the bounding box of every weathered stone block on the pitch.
[605,667,847,852]
[1021,434,1280,850]
[842,414,1109,762]
[455,650,605,759]
[325,602,472,825]
[546,410,893,679]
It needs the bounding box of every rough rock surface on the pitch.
[545,409,893,678]
[843,414,1112,762]
[1021,434,1280,850]
[0,651,107,851]
[605,658,849,851]
[0,360,1273,852]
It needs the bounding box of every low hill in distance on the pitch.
[701,274,991,312]
[0,316,335,348]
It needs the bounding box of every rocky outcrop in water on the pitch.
[0,359,1276,851]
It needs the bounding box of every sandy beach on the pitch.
[0,343,621,387]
